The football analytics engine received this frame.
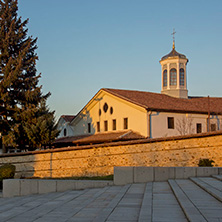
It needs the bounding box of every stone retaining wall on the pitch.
[3,166,222,198]
[0,132,222,178]
[114,166,222,185]
[3,179,113,198]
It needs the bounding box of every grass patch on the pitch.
[23,174,114,181]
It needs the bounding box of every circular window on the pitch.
[103,103,108,113]
[99,109,101,116]
[110,107,113,115]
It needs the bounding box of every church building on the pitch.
[55,41,222,146]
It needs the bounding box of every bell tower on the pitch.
[159,31,188,99]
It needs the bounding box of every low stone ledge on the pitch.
[3,179,114,198]
[114,167,222,185]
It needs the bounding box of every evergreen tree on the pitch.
[23,100,59,150]
[0,0,57,151]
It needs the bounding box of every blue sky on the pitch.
[18,0,222,119]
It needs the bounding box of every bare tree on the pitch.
[176,117,194,135]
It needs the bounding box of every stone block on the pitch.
[90,180,113,189]
[196,167,218,177]
[20,179,38,196]
[75,180,94,190]
[114,167,134,185]
[3,179,20,198]
[218,168,222,175]
[38,180,57,194]
[154,167,175,181]
[134,167,154,183]
[175,167,197,179]
[56,180,76,192]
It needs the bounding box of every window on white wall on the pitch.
[168,117,174,129]
[196,123,202,133]
[97,122,100,132]
[124,118,128,129]
[113,119,116,130]
[104,121,108,131]
[88,123,91,133]
[63,128,67,137]
[211,124,216,131]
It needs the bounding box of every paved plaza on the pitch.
[1,176,222,221]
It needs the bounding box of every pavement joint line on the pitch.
[168,179,207,222]
[190,177,222,202]
[4,190,87,222]
[138,182,152,222]
[62,186,112,221]
[92,184,131,222]
[212,175,222,181]
[199,177,222,192]
[31,189,96,222]
[0,191,70,214]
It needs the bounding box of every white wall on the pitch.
[151,112,222,138]
[57,118,74,138]
[72,90,148,137]
[70,89,222,139]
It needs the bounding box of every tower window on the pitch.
[179,68,184,86]
[168,117,174,129]
[124,118,128,129]
[170,68,177,86]
[104,120,108,131]
[163,70,167,87]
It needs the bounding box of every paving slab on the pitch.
[1,178,222,221]
[153,181,187,222]
[212,174,222,181]
[175,179,222,221]
[190,177,222,202]
[168,179,207,222]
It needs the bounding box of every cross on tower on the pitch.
[171,29,176,49]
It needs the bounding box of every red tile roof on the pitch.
[54,135,88,144]
[54,131,145,146]
[73,130,145,145]
[103,88,222,114]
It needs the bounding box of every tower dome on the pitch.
[160,42,188,61]
[159,40,188,99]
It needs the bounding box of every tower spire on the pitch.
[171,28,176,49]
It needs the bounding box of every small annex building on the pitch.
[56,115,76,138]
[55,42,222,147]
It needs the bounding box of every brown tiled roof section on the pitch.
[103,88,222,114]
[73,130,145,145]
[61,115,76,122]
[54,135,88,144]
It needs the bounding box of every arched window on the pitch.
[163,69,167,87]
[179,68,184,86]
[170,68,177,86]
